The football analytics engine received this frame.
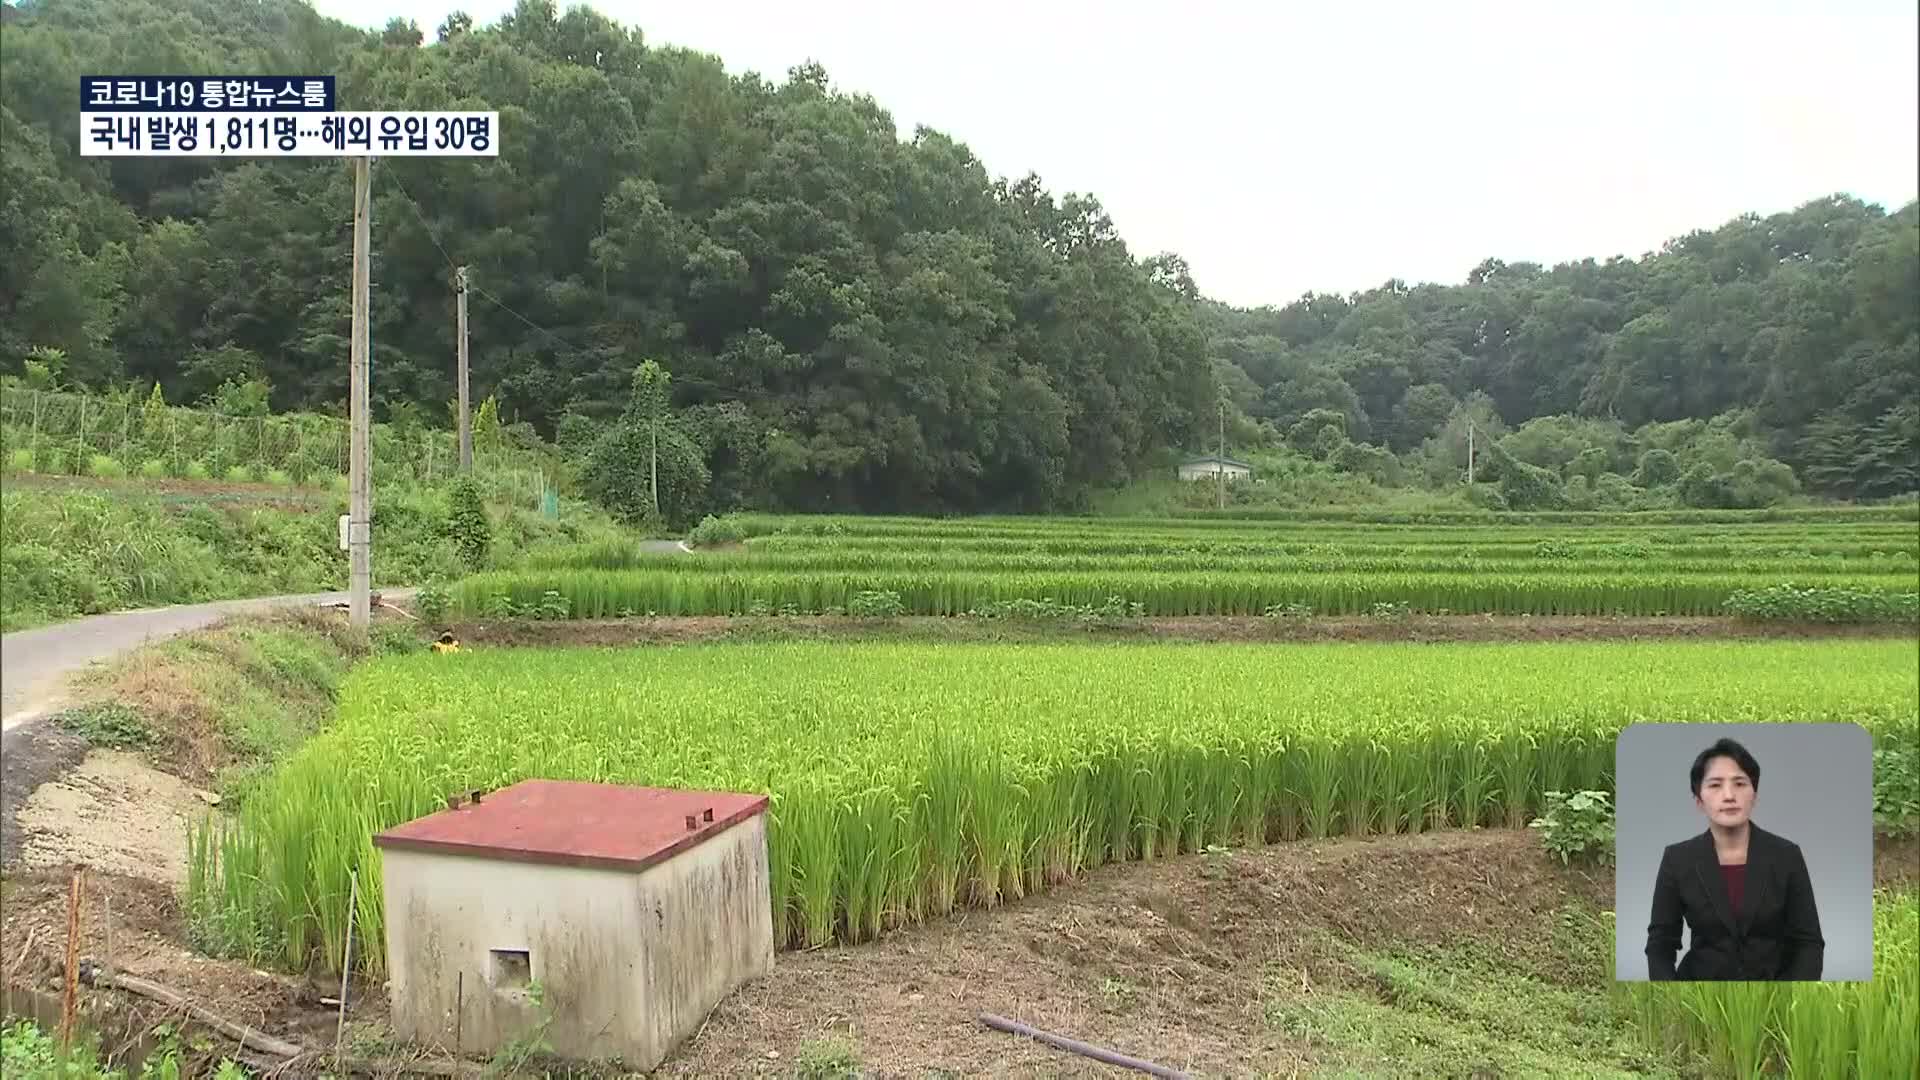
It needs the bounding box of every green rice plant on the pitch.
[1615,888,1919,1078]
[449,565,1920,620]
[186,640,1918,974]
[1727,583,1920,625]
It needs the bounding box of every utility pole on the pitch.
[456,266,471,472]
[1217,397,1226,511]
[1467,418,1475,487]
[348,156,372,631]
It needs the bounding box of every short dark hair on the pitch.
[1690,738,1760,798]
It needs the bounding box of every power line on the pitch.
[373,165,786,411]
[377,163,597,362]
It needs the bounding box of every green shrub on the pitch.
[139,458,167,479]
[688,513,747,548]
[88,454,126,479]
[1529,790,1615,865]
[265,468,292,486]
[6,448,32,473]
[225,465,251,483]
[184,459,211,480]
[447,476,492,571]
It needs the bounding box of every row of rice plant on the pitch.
[620,548,1917,577]
[712,505,1917,540]
[744,532,1920,560]
[184,639,1919,976]
[451,567,1920,618]
[1614,889,1918,1078]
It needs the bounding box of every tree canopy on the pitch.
[2,0,1913,514]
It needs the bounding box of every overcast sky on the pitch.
[309,0,1919,309]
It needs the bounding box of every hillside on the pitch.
[2,0,1914,519]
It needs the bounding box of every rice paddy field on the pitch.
[189,639,1915,954]
[451,509,1920,619]
[187,506,1920,1075]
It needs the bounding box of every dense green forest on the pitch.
[3,0,1915,520]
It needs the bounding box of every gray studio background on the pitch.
[1614,722,1874,982]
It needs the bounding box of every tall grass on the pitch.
[1615,889,1920,1078]
[184,639,1918,975]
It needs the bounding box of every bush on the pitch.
[88,454,126,479]
[446,476,492,571]
[1530,789,1616,865]
[687,513,747,548]
[580,420,711,530]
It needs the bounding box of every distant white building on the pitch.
[1178,455,1253,482]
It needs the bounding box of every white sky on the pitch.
[310,0,1920,308]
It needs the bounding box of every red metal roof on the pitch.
[371,779,770,873]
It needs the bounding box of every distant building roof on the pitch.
[1180,455,1253,470]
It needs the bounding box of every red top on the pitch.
[1719,863,1747,916]
[371,779,769,873]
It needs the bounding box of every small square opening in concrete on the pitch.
[490,948,530,989]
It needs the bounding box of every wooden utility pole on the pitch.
[1467,418,1475,486]
[1217,398,1226,511]
[348,156,372,631]
[456,266,471,472]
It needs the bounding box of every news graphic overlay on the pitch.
[79,76,497,157]
[1614,722,1873,982]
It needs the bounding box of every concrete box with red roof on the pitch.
[371,778,774,1069]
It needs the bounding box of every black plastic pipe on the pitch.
[978,1013,1192,1078]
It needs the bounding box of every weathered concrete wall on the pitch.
[632,813,774,1060]
[380,815,773,1069]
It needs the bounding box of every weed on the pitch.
[1874,740,1920,837]
[1098,977,1138,1012]
[415,580,452,624]
[846,590,905,618]
[1529,790,1616,866]
[793,1036,861,1079]
[57,702,156,748]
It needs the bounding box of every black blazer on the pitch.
[1644,822,1824,981]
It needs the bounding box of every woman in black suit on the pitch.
[1644,737,1825,980]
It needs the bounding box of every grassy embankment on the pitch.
[0,479,639,632]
